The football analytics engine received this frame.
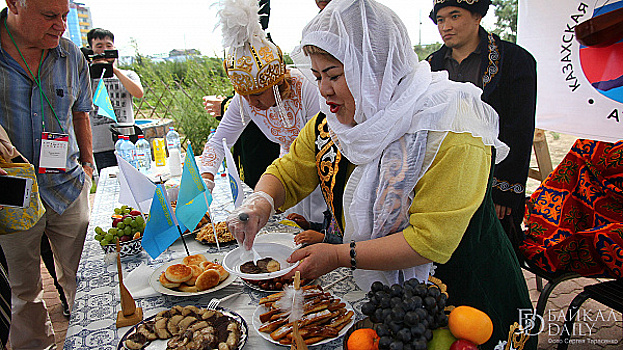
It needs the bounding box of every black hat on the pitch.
[429,0,492,24]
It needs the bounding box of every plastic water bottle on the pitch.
[166,127,182,176]
[134,135,152,173]
[114,135,124,155]
[119,135,137,168]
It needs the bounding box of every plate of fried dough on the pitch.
[252,285,355,346]
[149,253,237,297]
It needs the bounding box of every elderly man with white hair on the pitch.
[0,0,93,348]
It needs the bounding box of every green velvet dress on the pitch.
[435,160,538,350]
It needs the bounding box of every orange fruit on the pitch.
[448,305,493,345]
[347,328,380,350]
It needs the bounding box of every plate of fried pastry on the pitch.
[150,253,237,297]
[252,285,354,346]
[118,304,247,350]
[194,222,236,244]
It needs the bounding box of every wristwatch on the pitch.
[80,160,95,170]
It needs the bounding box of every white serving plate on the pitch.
[149,253,237,296]
[252,294,354,347]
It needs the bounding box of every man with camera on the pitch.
[87,28,143,172]
[0,0,94,348]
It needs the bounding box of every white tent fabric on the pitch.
[517,0,623,142]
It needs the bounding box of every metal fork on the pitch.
[208,292,243,309]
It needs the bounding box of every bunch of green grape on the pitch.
[94,206,147,246]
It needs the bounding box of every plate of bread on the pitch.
[149,253,237,297]
[252,285,355,346]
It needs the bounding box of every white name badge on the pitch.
[38,132,69,174]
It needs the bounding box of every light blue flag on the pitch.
[93,79,116,122]
[142,184,187,259]
[176,144,212,231]
[222,138,244,207]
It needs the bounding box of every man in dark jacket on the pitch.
[427,0,537,238]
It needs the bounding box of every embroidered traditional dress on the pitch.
[521,139,623,279]
[266,113,536,349]
[268,1,535,347]
[200,69,325,222]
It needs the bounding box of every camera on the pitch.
[80,48,119,79]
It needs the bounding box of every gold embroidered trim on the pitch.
[316,117,341,220]
[483,33,499,88]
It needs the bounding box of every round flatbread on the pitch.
[185,265,204,286]
[178,284,199,293]
[195,269,220,291]
[165,264,192,283]
[159,272,181,289]
[183,254,208,266]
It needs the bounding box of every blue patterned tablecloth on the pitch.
[64,166,365,349]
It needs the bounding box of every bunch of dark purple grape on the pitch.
[360,278,448,350]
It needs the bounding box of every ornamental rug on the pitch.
[521,139,623,278]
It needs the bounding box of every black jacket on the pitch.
[427,27,537,215]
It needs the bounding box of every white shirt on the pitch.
[200,68,321,175]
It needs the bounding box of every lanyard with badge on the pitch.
[4,19,68,174]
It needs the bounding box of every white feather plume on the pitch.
[275,285,304,323]
[217,0,265,49]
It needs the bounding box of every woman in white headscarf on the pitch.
[227,0,535,348]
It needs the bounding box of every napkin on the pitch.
[124,263,159,298]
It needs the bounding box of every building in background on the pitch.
[64,0,92,48]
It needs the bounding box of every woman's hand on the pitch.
[294,230,325,245]
[201,172,215,192]
[285,243,343,280]
[202,95,226,117]
[286,213,310,230]
[226,191,275,250]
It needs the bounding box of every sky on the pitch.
[80,0,458,58]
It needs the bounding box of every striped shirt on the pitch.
[0,9,92,214]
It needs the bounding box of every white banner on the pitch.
[517,0,623,142]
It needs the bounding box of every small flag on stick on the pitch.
[93,78,116,121]
[142,184,189,259]
[222,138,244,208]
[116,152,156,215]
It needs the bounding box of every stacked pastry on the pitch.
[159,254,229,293]
[257,285,354,345]
[123,305,242,350]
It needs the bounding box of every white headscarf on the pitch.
[292,0,508,290]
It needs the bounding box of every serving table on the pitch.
[63,166,365,349]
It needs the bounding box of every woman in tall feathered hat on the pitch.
[200,0,326,223]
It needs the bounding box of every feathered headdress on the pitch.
[216,0,286,97]
[218,0,265,49]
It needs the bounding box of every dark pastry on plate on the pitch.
[240,257,281,274]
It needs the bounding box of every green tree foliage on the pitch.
[491,0,518,43]
[121,55,233,153]
[414,43,443,60]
